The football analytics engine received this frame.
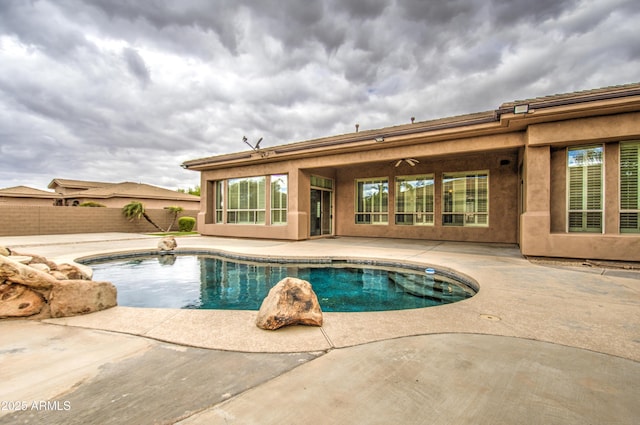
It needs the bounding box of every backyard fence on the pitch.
[0,206,198,236]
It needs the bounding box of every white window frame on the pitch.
[395,174,434,226]
[226,176,266,224]
[355,177,389,225]
[442,171,489,227]
[270,174,288,225]
[620,141,640,233]
[567,145,604,233]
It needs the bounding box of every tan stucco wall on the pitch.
[62,197,199,210]
[0,206,198,236]
[520,112,640,261]
[527,111,640,146]
[198,147,519,243]
[193,110,639,261]
[197,161,303,240]
[0,197,56,207]
[335,151,519,243]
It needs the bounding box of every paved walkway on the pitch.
[1,233,639,424]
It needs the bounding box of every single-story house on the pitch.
[0,186,59,206]
[47,179,200,209]
[183,83,640,262]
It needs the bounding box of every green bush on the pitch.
[79,201,106,207]
[178,216,196,232]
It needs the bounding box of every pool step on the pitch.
[389,273,471,302]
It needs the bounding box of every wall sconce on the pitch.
[375,137,385,143]
[514,104,529,114]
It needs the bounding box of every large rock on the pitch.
[158,236,178,251]
[0,255,58,290]
[56,263,92,280]
[256,277,323,330]
[49,280,117,318]
[0,254,117,319]
[0,283,46,318]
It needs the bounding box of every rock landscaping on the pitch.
[0,246,117,319]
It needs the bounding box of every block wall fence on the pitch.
[0,206,198,236]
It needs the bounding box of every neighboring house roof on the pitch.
[0,186,59,199]
[64,182,199,202]
[47,178,112,191]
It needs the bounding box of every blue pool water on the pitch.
[86,254,475,312]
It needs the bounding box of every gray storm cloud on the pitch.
[0,0,638,190]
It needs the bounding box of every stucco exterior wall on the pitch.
[197,161,302,240]
[0,197,56,207]
[189,97,640,261]
[335,151,519,243]
[61,197,199,210]
[0,206,198,236]
[520,112,640,261]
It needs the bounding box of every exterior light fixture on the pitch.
[514,104,529,114]
[375,137,385,143]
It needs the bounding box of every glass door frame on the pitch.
[310,183,334,238]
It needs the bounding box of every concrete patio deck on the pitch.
[0,233,638,424]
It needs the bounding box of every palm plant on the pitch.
[164,206,184,232]
[122,201,164,232]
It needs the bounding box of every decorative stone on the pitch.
[0,255,58,290]
[9,256,32,264]
[12,251,58,269]
[0,253,117,320]
[158,236,178,251]
[256,277,323,330]
[0,283,45,318]
[56,263,92,280]
[49,280,117,318]
[29,263,51,273]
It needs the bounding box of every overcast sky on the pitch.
[1,0,638,191]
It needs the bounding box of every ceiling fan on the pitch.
[394,158,420,167]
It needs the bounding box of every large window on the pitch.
[227,176,266,224]
[270,174,288,225]
[567,146,603,232]
[620,141,640,233]
[442,171,489,226]
[395,175,434,225]
[355,178,388,224]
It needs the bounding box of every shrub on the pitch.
[178,216,196,232]
[79,201,106,207]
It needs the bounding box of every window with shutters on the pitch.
[567,146,603,232]
[227,176,266,224]
[620,141,640,233]
[214,180,224,223]
[442,171,489,227]
[355,178,388,224]
[395,175,434,225]
[270,174,288,225]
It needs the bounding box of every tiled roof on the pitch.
[500,82,640,109]
[47,178,112,190]
[66,182,199,201]
[185,82,640,169]
[0,186,58,198]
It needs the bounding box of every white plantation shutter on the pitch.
[620,142,640,233]
[443,171,489,227]
[567,146,603,232]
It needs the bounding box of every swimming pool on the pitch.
[84,253,476,312]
